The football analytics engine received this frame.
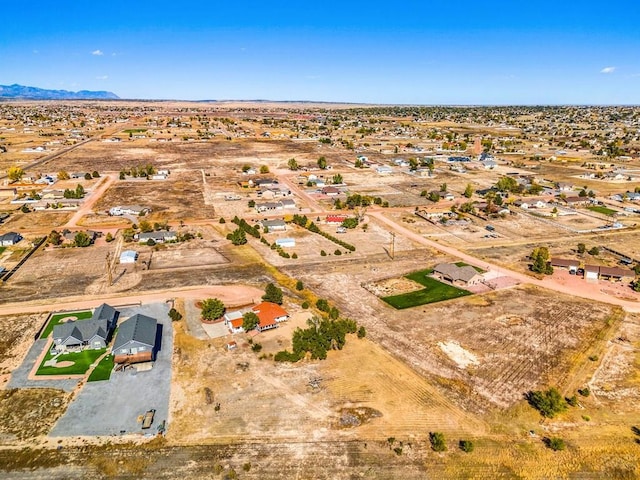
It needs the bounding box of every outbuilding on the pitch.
[119,250,138,264]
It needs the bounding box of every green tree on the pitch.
[139,220,153,233]
[429,432,447,452]
[57,170,70,180]
[242,311,260,331]
[440,183,447,192]
[577,243,586,254]
[84,172,92,180]
[92,170,100,178]
[119,171,126,180]
[544,437,566,451]
[259,165,270,174]
[105,232,114,242]
[242,164,252,173]
[332,173,343,184]
[7,166,24,182]
[428,191,441,202]
[295,280,304,291]
[496,176,519,193]
[287,158,299,170]
[20,204,30,213]
[464,183,473,198]
[341,217,359,229]
[531,247,553,274]
[201,298,225,321]
[74,232,92,247]
[357,326,366,338]
[459,440,474,453]
[168,308,183,321]
[227,228,247,245]
[317,156,328,170]
[262,283,283,304]
[48,230,62,246]
[588,246,600,256]
[526,387,567,418]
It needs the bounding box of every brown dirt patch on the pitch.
[0,388,70,440]
[54,360,74,368]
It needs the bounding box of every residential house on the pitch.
[224,310,246,334]
[432,263,483,286]
[550,258,580,273]
[376,165,393,175]
[52,303,119,353]
[255,201,284,213]
[253,178,279,188]
[564,196,592,207]
[326,215,348,225]
[0,187,17,198]
[321,186,340,196]
[0,232,22,246]
[598,266,635,281]
[280,198,297,209]
[109,205,150,216]
[252,302,289,332]
[138,230,177,243]
[261,219,287,232]
[112,314,158,364]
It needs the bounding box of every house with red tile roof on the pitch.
[252,302,289,332]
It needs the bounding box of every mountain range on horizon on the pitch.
[0,83,119,100]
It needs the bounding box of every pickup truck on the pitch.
[141,409,155,429]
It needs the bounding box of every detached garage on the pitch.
[119,250,138,264]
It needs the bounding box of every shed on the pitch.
[275,238,296,248]
[120,250,138,264]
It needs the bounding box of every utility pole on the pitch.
[106,252,113,286]
[390,232,395,260]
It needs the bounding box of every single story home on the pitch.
[52,303,119,353]
[224,310,245,334]
[321,186,340,196]
[550,258,580,273]
[112,313,158,365]
[280,198,297,209]
[326,215,348,225]
[252,302,289,332]
[138,230,177,243]
[109,205,150,216]
[432,262,483,286]
[119,250,138,264]
[261,219,287,232]
[0,232,23,246]
[376,165,393,175]
[255,201,284,213]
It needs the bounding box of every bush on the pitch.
[301,301,310,309]
[566,395,578,407]
[296,280,304,291]
[526,387,567,418]
[429,432,447,452]
[320,250,327,256]
[459,440,474,453]
[251,343,262,353]
[578,387,590,397]
[219,217,226,224]
[316,299,330,312]
[357,326,366,338]
[544,437,566,451]
[168,308,182,321]
[588,246,600,256]
[334,249,342,255]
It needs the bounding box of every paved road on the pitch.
[369,210,640,313]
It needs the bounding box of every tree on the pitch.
[428,191,440,202]
[58,170,70,180]
[459,440,474,453]
[440,183,447,192]
[84,172,92,180]
[242,312,260,331]
[242,164,252,173]
[496,176,519,193]
[74,232,92,247]
[429,432,447,452]
[48,230,62,246]
[7,166,24,182]
[588,246,600,256]
[531,246,553,274]
[317,156,328,170]
[139,220,153,233]
[295,280,304,291]
[227,228,247,246]
[332,173,343,184]
[544,437,566,451]
[92,170,100,178]
[262,283,283,304]
[526,387,567,418]
[201,298,225,321]
[341,218,359,229]
[259,165,269,174]
[577,243,586,254]
[20,204,30,213]
[632,281,640,293]
[105,232,114,242]
[357,326,366,338]
[119,171,126,180]
[287,158,299,170]
[464,183,473,198]
[168,308,183,321]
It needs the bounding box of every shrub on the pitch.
[459,440,474,453]
[578,387,590,397]
[296,280,304,291]
[320,250,327,256]
[316,299,330,312]
[219,217,226,224]
[544,437,566,451]
[525,387,567,418]
[357,326,366,338]
[429,432,447,452]
[566,395,578,407]
[168,308,182,321]
[334,249,342,256]
[251,343,262,353]
[301,301,310,309]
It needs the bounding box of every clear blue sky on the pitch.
[1,1,639,104]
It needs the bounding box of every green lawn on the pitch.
[36,348,106,376]
[0,247,6,254]
[39,310,93,339]
[382,269,471,309]
[87,353,114,382]
[587,206,617,216]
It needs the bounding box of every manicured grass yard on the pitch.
[87,353,115,382]
[36,348,106,376]
[587,205,617,216]
[39,310,93,339]
[382,269,471,309]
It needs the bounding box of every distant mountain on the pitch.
[0,84,119,100]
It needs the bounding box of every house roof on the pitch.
[119,250,138,262]
[0,232,22,243]
[326,215,348,223]
[138,230,175,241]
[599,266,634,278]
[112,314,157,350]
[433,263,480,283]
[262,219,286,228]
[550,258,580,268]
[252,302,288,328]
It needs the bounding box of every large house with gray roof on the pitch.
[112,314,158,365]
[433,263,483,287]
[52,303,119,353]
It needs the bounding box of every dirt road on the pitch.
[0,284,263,316]
[64,174,116,228]
[370,210,640,312]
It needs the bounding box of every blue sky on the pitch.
[1,1,639,104]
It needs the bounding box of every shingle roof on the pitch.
[433,263,480,283]
[112,314,157,350]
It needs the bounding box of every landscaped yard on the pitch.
[587,205,617,216]
[382,269,471,309]
[39,310,93,339]
[36,348,106,376]
[87,353,115,382]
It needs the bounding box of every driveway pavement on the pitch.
[50,303,173,436]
